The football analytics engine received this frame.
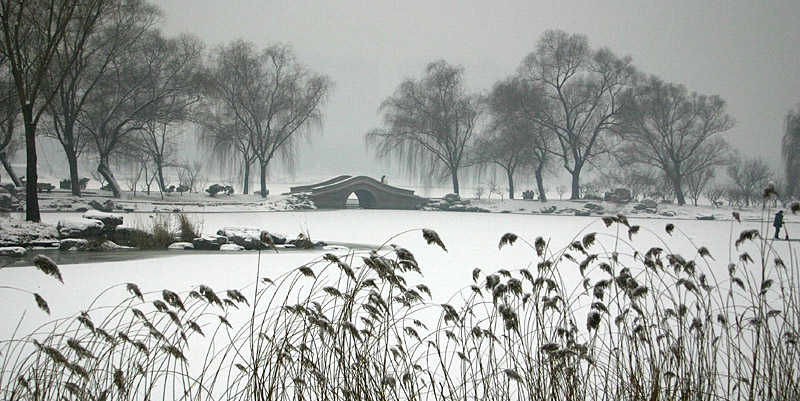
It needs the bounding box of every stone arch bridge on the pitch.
[290,175,425,209]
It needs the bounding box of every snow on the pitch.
[0,216,59,247]
[220,243,244,251]
[168,242,194,250]
[56,218,104,238]
[82,209,123,220]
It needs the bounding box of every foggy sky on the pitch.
[158,0,800,186]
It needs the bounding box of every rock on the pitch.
[438,203,450,211]
[450,204,466,212]
[465,206,479,212]
[540,205,557,214]
[645,208,658,214]
[641,198,658,208]
[83,210,123,232]
[220,244,245,251]
[59,238,91,251]
[583,194,603,201]
[112,226,151,247]
[268,232,287,245]
[289,235,327,249]
[57,218,105,239]
[613,188,632,201]
[500,210,512,214]
[123,207,135,212]
[443,193,461,203]
[60,238,127,251]
[659,211,676,217]
[696,215,715,221]
[88,199,114,212]
[115,204,123,210]
[192,237,221,250]
[217,227,264,250]
[633,203,648,211]
[0,247,26,257]
[575,210,592,216]
[584,203,604,211]
[75,206,89,212]
[168,242,195,250]
[604,193,622,203]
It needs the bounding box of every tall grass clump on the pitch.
[126,212,202,249]
[2,196,799,400]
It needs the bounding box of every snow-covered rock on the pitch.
[57,218,104,239]
[83,210,123,232]
[88,199,114,212]
[220,244,244,251]
[192,237,221,250]
[641,198,658,208]
[216,226,285,249]
[60,238,91,251]
[0,247,26,257]
[0,217,59,247]
[168,242,194,250]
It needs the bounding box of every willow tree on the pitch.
[367,60,479,194]
[474,76,552,200]
[617,75,733,205]
[46,0,160,196]
[203,40,331,197]
[783,105,800,199]
[519,30,636,199]
[80,31,204,198]
[1,0,106,221]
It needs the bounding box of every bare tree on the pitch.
[367,60,478,194]
[617,75,734,205]
[705,185,725,207]
[518,30,637,200]
[783,105,800,199]
[81,31,204,198]
[476,76,551,200]
[555,184,566,200]
[46,0,160,196]
[202,40,331,198]
[176,160,202,193]
[1,0,106,221]
[726,156,773,207]
[685,167,715,206]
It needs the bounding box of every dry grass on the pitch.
[1,201,798,400]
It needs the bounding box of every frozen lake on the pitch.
[1,209,795,339]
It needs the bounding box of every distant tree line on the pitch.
[0,0,331,221]
[366,30,798,208]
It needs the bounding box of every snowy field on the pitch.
[2,209,796,340]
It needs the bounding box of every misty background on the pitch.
[25,0,800,193]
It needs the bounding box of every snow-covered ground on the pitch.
[2,209,796,340]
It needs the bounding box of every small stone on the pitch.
[168,242,195,250]
[0,247,26,257]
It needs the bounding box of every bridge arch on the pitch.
[347,189,378,209]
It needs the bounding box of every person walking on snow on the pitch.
[774,210,785,239]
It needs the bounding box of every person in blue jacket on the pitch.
[774,210,785,239]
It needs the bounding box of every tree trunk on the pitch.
[242,161,250,194]
[570,168,581,200]
[156,162,166,200]
[98,157,122,198]
[671,175,686,206]
[535,167,547,203]
[506,168,515,199]
[0,152,22,186]
[451,168,460,194]
[64,147,81,196]
[23,111,41,222]
[259,163,267,198]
